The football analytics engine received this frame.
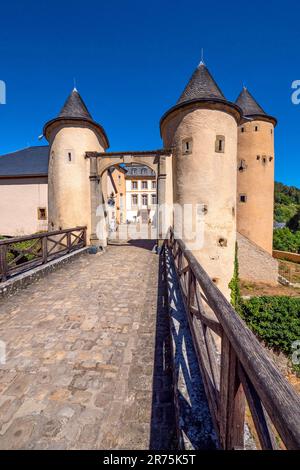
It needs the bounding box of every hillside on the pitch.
[274,182,300,253]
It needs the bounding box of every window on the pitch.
[132,194,138,206]
[215,135,225,153]
[239,194,247,203]
[132,168,137,175]
[238,159,247,172]
[254,125,259,132]
[182,138,193,155]
[142,181,148,189]
[262,156,267,165]
[38,207,47,220]
[152,180,156,189]
[151,194,156,205]
[257,155,260,161]
[142,194,148,206]
[241,127,245,133]
[269,156,273,162]
[118,175,121,185]
[65,149,74,164]
[131,181,138,190]
[141,168,147,175]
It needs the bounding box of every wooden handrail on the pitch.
[0,226,86,245]
[0,226,87,282]
[165,230,300,450]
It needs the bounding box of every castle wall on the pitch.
[161,106,238,299]
[47,123,106,240]
[237,232,278,285]
[237,119,275,254]
[0,177,48,236]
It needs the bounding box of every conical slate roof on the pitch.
[58,88,93,120]
[235,87,266,116]
[177,62,226,104]
[43,88,109,147]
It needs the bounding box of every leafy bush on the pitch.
[6,239,41,264]
[241,296,300,356]
[273,227,300,253]
[287,208,300,232]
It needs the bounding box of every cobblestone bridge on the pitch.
[0,241,215,450]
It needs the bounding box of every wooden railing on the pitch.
[0,227,87,282]
[165,230,300,450]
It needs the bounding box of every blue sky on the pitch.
[0,0,299,187]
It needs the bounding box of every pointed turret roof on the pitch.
[177,62,226,104]
[43,88,109,147]
[235,87,266,116]
[160,60,242,132]
[58,88,93,120]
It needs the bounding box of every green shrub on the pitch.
[273,227,300,253]
[6,239,41,264]
[241,296,300,356]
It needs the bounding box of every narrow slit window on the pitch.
[215,135,225,153]
[182,138,193,155]
[65,149,75,164]
[238,159,247,172]
[239,194,247,203]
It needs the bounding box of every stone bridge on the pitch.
[0,236,299,450]
[0,241,215,450]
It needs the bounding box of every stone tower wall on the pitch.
[47,123,106,240]
[161,105,238,299]
[237,119,275,254]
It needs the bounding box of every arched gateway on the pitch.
[86,149,173,247]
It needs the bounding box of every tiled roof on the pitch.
[58,89,93,120]
[43,89,110,148]
[0,146,49,177]
[125,165,155,177]
[177,62,225,104]
[235,87,266,116]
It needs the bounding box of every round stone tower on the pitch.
[160,62,242,298]
[44,89,109,240]
[236,87,277,254]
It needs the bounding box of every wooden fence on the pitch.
[0,227,87,282]
[165,230,300,450]
[273,250,300,264]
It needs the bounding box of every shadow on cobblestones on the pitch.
[149,253,178,450]
[165,248,219,450]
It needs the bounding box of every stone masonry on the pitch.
[0,242,176,449]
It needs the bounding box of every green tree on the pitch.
[287,208,300,232]
[273,227,300,253]
[229,242,243,314]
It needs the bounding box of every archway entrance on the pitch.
[86,149,173,247]
[101,162,158,243]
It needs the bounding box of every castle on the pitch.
[0,60,279,297]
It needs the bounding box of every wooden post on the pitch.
[0,245,8,281]
[67,232,71,253]
[42,236,48,264]
[219,335,245,449]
